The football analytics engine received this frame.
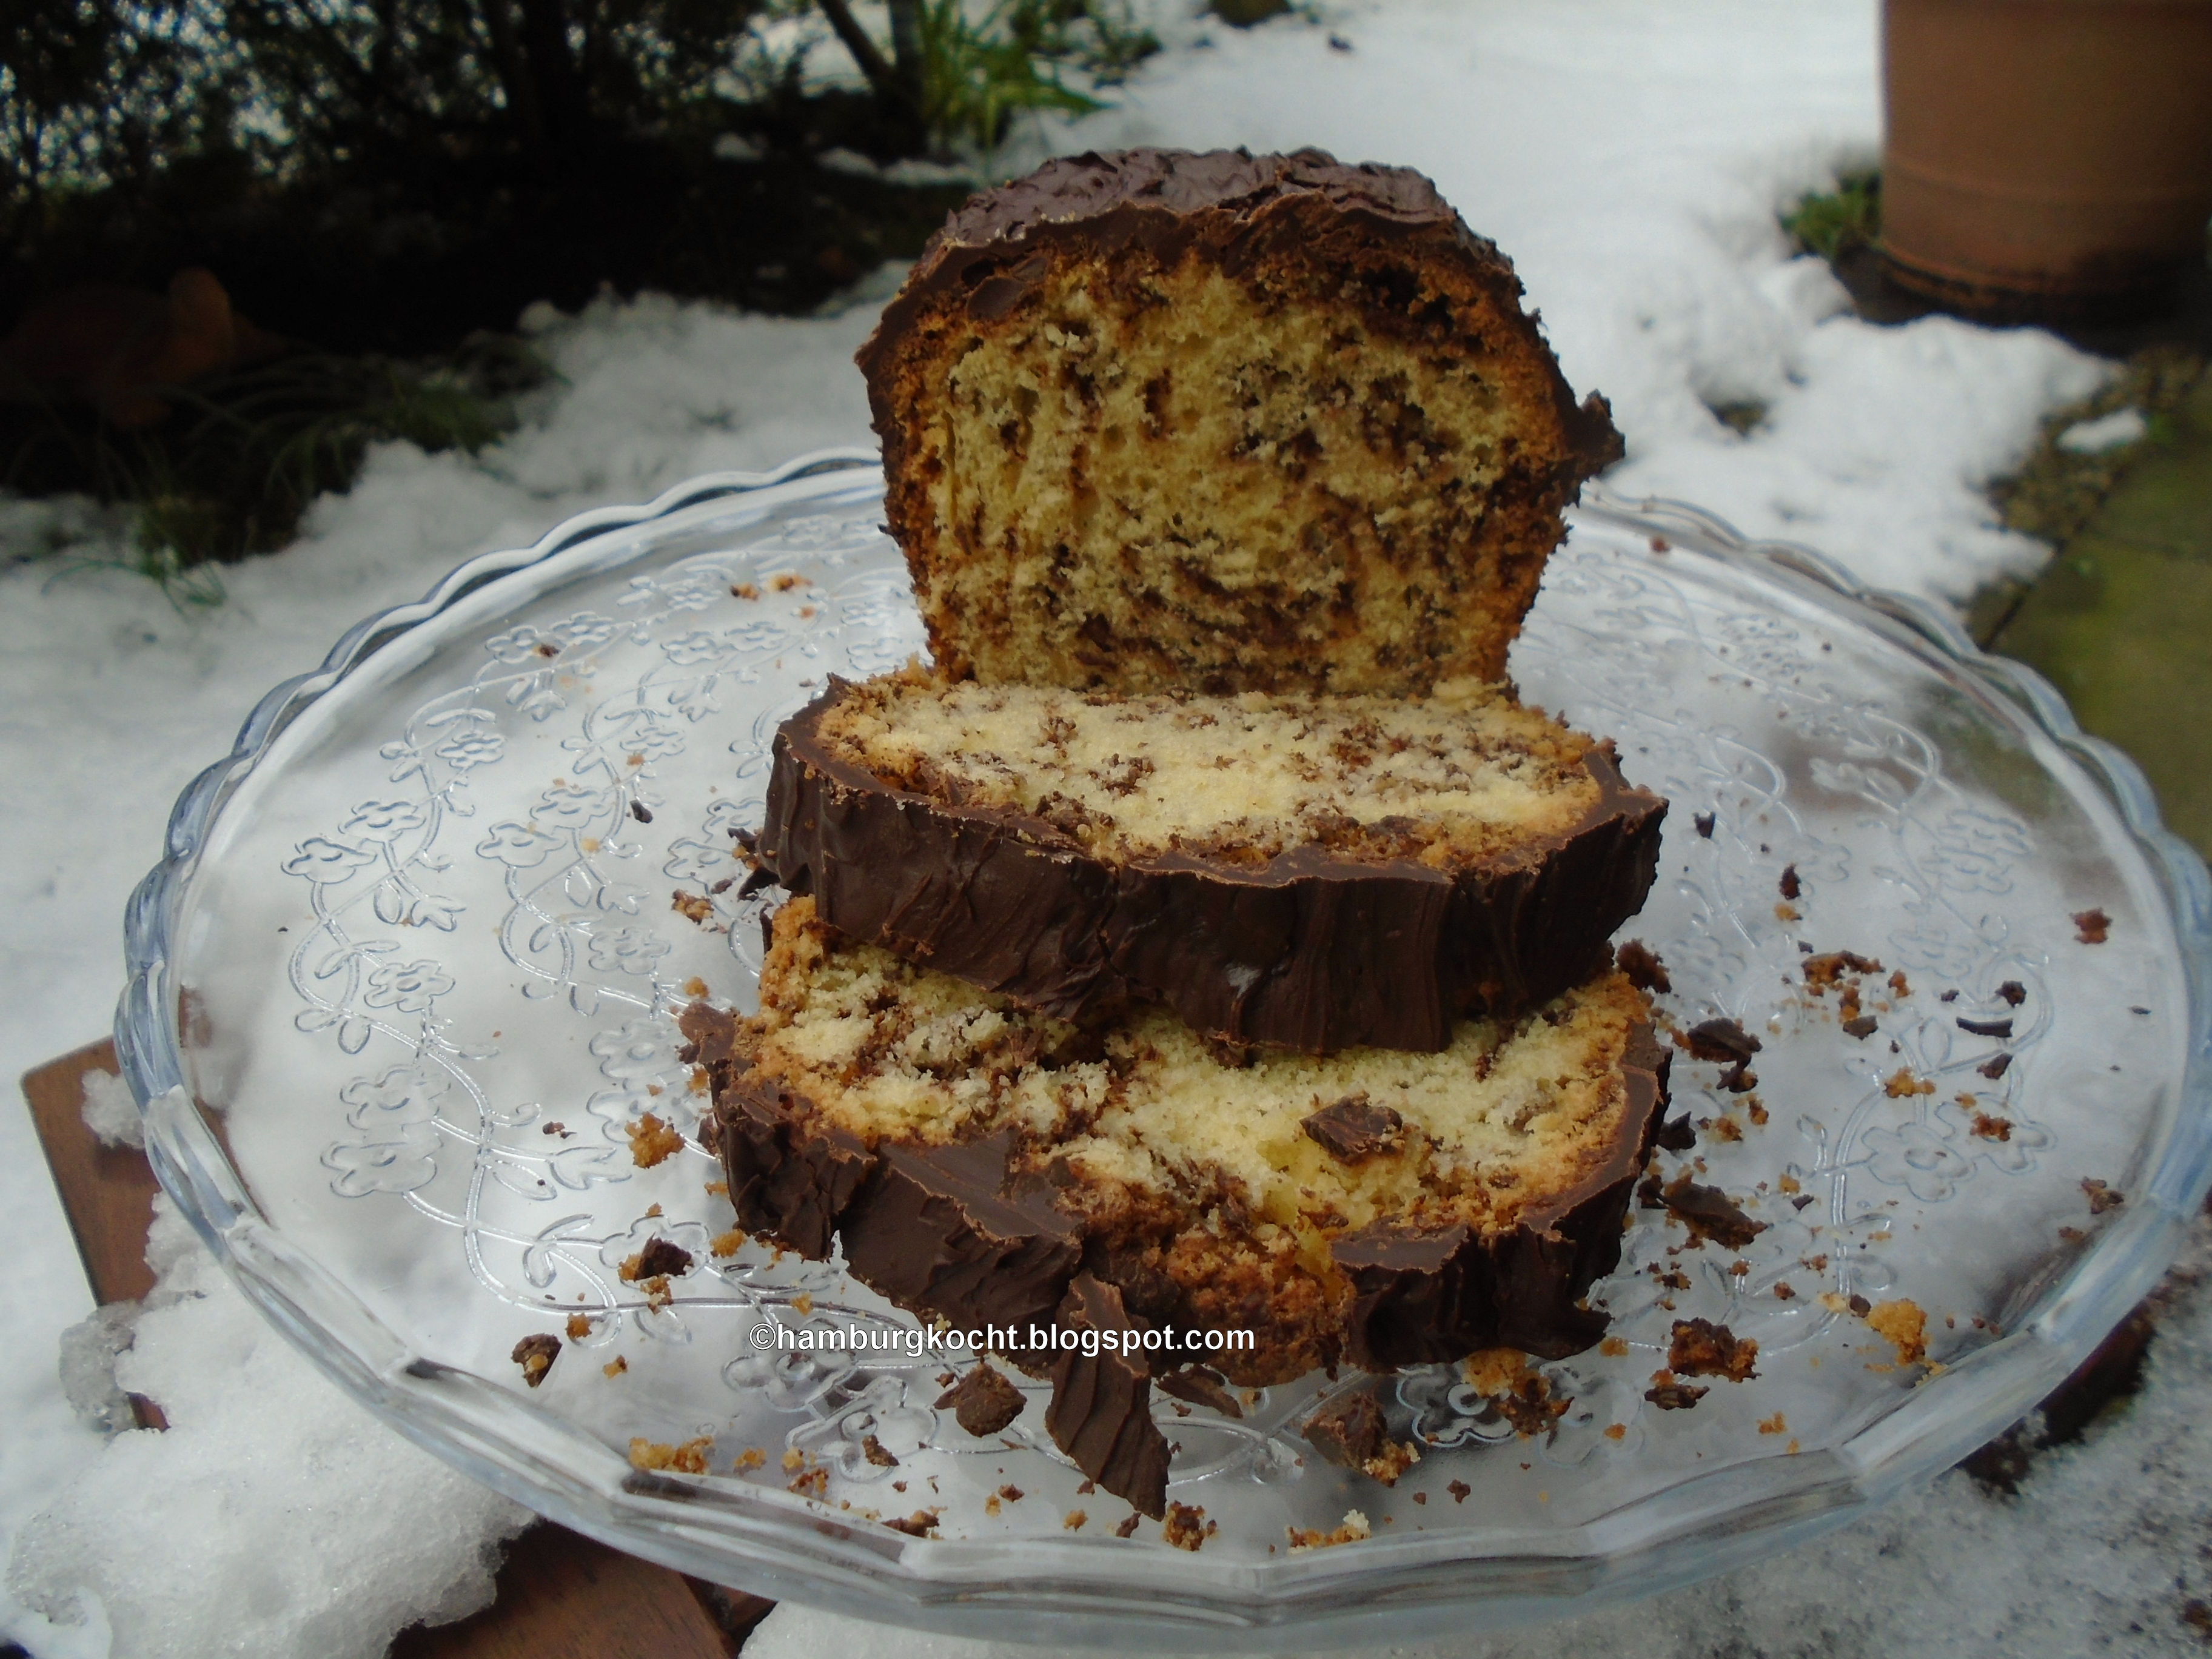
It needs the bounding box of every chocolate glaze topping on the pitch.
[857,148,1623,478]
[1044,1275,1173,1518]
[1333,1022,1668,1366]
[839,1133,1082,1341]
[758,680,1667,1053]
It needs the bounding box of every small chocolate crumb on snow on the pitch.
[1997,980,2027,1007]
[1447,1479,1472,1503]
[1301,1094,1406,1162]
[937,1362,1025,1436]
[884,1510,940,1537]
[1668,1318,1758,1381]
[1842,1015,1878,1039]
[1617,940,1671,993]
[1114,1513,1142,1538]
[1643,1381,1708,1410]
[511,1333,560,1387]
[1956,1016,2014,1039]
[1694,812,1715,837]
[629,799,653,823]
[2083,1179,2125,1215]
[1979,1053,2014,1081]
[1778,864,1801,901]
[2073,908,2111,944]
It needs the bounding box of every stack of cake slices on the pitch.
[686,149,1674,1522]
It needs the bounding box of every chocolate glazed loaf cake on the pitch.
[857,147,1623,698]
[688,897,1670,1517]
[759,671,1665,1053]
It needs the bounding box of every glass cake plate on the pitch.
[118,451,2212,1649]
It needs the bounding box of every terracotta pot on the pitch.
[1882,0,2212,320]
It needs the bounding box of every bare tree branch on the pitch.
[813,0,914,114]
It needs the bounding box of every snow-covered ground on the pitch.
[0,1,2162,1653]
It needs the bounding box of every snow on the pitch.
[2059,407,2150,454]
[76,1070,141,1150]
[0,0,2167,1652]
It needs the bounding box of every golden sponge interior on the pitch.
[744,897,1650,1246]
[817,671,1601,866]
[889,249,1588,696]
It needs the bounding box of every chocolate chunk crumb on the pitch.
[1686,1018,1761,1062]
[2082,1179,2124,1215]
[1940,989,1959,1002]
[1617,940,1671,993]
[1653,1113,1697,1152]
[1790,1193,1817,1210]
[632,1237,694,1279]
[885,1510,940,1537]
[630,800,654,823]
[1978,1053,2014,1080]
[1658,1173,1766,1248]
[1667,1318,1758,1381]
[1842,1015,1878,1039]
[1848,1293,1871,1316]
[1644,1381,1708,1410]
[1694,812,1715,837]
[1301,1094,1406,1162]
[1158,1366,1242,1419]
[1997,980,2026,1007]
[511,1333,560,1387]
[2073,908,2111,944]
[1114,1513,1142,1538]
[1076,1479,1096,1495]
[862,1435,899,1467]
[1715,1061,1758,1093]
[1956,1016,2014,1038]
[1304,1392,1386,1467]
[937,1362,1026,1436]
[1448,1479,1471,1503]
[1778,865,1801,901]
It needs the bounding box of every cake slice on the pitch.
[857,147,1623,698]
[756,669,1665,1053]
[691,897,1669,1515]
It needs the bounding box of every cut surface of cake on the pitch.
[692,897,1669,1513]
[857,147,1623,698]
[759,670,1665,1052]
